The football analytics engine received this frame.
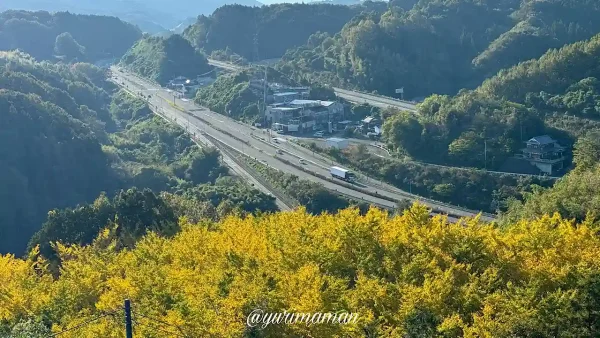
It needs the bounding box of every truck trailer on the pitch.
[330,166,355,181]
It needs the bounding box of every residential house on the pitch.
[503,135,566,175]
[168,76,188,87]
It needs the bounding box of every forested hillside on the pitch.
[0,51,277,255]
[375,31,600,172]
[0,0,263,33]
[3,206,600,336]
[182,3,379,60]
[120,34,212,84]
[0,11,141,62]
[278,0,600,98]
[0,52,119,253]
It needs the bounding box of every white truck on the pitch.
[330,166,355,181]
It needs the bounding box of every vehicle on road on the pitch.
[313,131,324,138]
[276,149,284,155]
[273,138,279,143]
[299,159,307,165]
[330,166,355,181]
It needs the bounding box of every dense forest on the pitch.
[120,34,212,84]
[182,2,384,61]
[0,10,141,62]
[277,0,600,99]
[379,32,600,170]
[195,71,262,122]
[0,51,276,255]
[0,51,120,254]
[4,206,600,336]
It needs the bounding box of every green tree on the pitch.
[382,110,423,155]
[573,131,600,170]
[448,131,484,166]
[29,188,179,259]
[5,319,50,338]
[308,85,336,101]
[54,32,86,61]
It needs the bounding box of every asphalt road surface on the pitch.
[112,67,496,222]
[207,59,418,111]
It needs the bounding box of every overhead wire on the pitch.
[45,310,118,337]
[133,311,189,337]
[132,318,186,338]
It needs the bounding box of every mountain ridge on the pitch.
[0,0,264,33]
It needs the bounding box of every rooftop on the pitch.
[527,135,556,145]
[269,107,301,111]
[327,137,347,142]
[362,116,377,124]
[290,99,335,107]
[273,92,300,96]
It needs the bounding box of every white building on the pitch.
[265,99,344,133]
[326,138,349,150]
[272,92,302,103]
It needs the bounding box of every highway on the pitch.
[112,67,496,222]
[207,59,419,112]
[332,87,417,112]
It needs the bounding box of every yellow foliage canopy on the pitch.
[1,204,600,337]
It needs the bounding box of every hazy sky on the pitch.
[260,0,309,4]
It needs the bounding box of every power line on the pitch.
[45,310,118,337]
[133,311,189,337]
[198,68,217,78]
[132,318,186,338]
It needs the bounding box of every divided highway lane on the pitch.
[113,68,495,222]
[113,72,294,211]
[207,59,419,112]
[332,87,418,112]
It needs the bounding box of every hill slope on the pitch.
[0,0,263,31]
[379,32,600,172]
[278,0,600,99]
[120,34,212,84]
[0,10,141,62]
[0,50,279,255]
[0,51,118,253]
[183,3,371,60]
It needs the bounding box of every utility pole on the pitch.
[263,65,268,112]
[520,118,523,142]
[124,299,133,338]
[484,139,488,170]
